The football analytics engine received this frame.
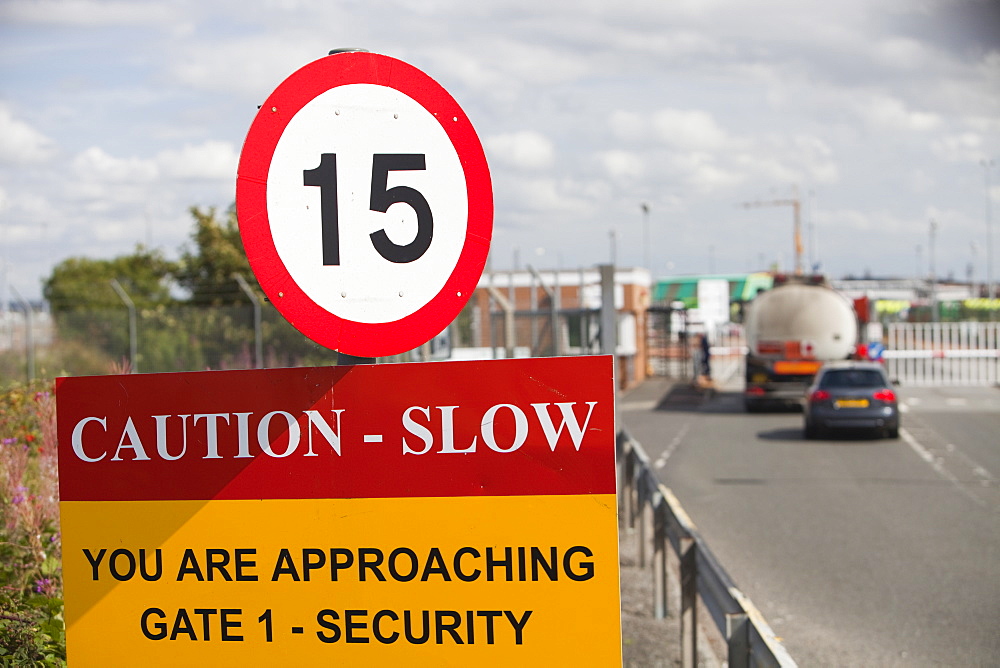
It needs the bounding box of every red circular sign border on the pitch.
[236,52,493,357]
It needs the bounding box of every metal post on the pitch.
[530,270,538,354]
[636,486,647,569]
[487,287,515,359]
[233,274,263,369]
[110,279,137,373]
[528,265,560,356]
[10,286,34,382]
[579,268,587,353]
[680,536,698,668]
[599,264,617,355]
[488,282,497,358]
[641,202,650,271]
[653,501,668,620]
[726,611,750,668]
[553,269,561,356]
[982,159,995,300]
[929,220,938,322]
[621,445,634,529]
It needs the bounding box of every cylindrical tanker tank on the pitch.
[744,281,858,411]
[745,284,857,360]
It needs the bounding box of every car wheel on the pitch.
[886,426,899,439]
[804,422,818,439]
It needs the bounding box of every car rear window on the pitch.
[818,369,886,388]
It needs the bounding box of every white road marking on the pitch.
[654,422,691,469]
[899,427,987,508]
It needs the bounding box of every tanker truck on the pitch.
[743,274,858,412]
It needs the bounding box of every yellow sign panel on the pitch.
[63,495,619,666]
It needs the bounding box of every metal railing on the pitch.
[617,430,797,668]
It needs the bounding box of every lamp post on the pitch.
[641,202,650,271]
[970,241,978,296]
[982,159,995,300]
[929,220,938,322]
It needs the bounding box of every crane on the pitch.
[741,195,803,275]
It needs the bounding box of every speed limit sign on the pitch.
[236,51,493,357]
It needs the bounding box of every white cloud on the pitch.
[72,147,158,183]
[157,141,239,180]
[68,141,237,185]
[0,104,56,164]
[931,132,985,162]
[792,135,840,184]
[672,153,745,192]
[500,176,592,217]
[856,94,942,132]
[651,109,729,151]
[0,0,177,26]
[609,110,647,143]
[873,36,937,72]
[597,150,644,181]
[485,131,555,171]
[169,37,324,97]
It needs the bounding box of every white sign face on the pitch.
[697,278,730,330]
[268,84,467,324]
[236,52,493,357]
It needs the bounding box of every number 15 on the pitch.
[303,153,434,265]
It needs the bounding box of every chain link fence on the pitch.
[480,308,604,358]
[0,302,350,386]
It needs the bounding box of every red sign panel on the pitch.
[58,357,614,501]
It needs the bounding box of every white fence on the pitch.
[883,322,1000,387]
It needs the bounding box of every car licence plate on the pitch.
[835,398,869,408]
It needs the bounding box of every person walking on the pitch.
[693,332,712,389]
[699,332,711,380]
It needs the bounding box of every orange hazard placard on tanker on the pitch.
[56,356,621,666]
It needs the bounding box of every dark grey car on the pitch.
[803,361,900,439]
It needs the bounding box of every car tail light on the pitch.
[746,386,766,396]
[873,389,896,402]
[809,389,831,402]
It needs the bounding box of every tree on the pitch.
[176,205,259,306]
[42,246,176,311]
[38,205,337,375]
[41,246,177,372]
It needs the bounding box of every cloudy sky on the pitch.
[1,0,998,300]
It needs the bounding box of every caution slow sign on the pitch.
[56,357,621,665]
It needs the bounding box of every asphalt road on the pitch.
[618,378,1000,667]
